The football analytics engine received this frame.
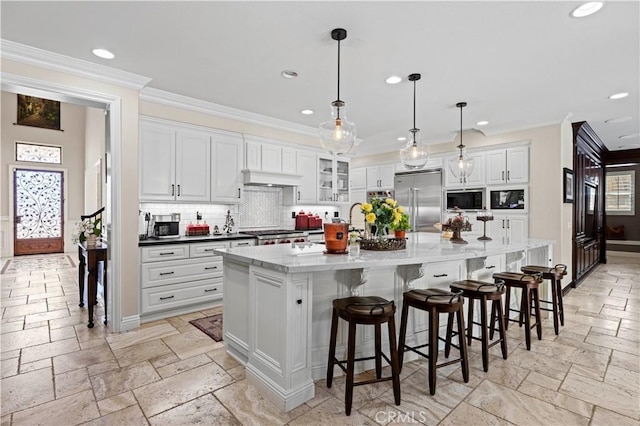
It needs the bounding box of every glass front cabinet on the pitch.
[318,155,350,204]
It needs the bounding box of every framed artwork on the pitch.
[16,95,61,131]
[563,168,574,203]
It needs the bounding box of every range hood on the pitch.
[242,169,303,187]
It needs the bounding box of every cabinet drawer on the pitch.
[141,245,189,262]
[142,258,223,288]
[423,261,462,290]
[190,242,228,258]
[230,239,256,248]
[141,278,223,314]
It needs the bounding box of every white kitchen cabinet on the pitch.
[282,150,318,205]
[211,132,244,203]
[174,130,211,201]
[318,155,350,204]
[488,214,528,244]
[350,168,366,190]
[230,239,256,248]
[281,147,297,175]
[245,136,298,174]
[366,164,395,189]
[140,241,231,319]
[139,123,175,201]
[445,152,485,188]
[139,120,211,203]
[486,147,529,185]
[466,255,505,282]
[412,260,463,334]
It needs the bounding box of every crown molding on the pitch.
[140,87,320,138]
[0,39,151,90]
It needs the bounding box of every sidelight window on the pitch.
[606,170,635,215]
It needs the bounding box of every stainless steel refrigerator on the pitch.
[394,170,443,233]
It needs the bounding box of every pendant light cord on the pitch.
[412,79,416,131]
[336,38,341,102]
[459,103,463,153]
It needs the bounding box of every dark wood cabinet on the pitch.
[572,122,607,285]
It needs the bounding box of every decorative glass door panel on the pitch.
[14,168,64,255]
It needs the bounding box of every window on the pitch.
[15,142,62,164]
[606,170,635,215]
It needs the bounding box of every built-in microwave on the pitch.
[446,190,484,210]
[489,187,527,210]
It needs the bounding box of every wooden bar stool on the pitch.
[448,279,507,372]
[492,272,543,350]
[521,264,567,335]
[398,288,469,395]
[326,296,401,416]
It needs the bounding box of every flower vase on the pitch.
[86,234,97,247]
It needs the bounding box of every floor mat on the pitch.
[189,314,223,342]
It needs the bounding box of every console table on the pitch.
[77,242,107,328]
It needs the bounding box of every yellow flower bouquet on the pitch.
[360,197,406,239]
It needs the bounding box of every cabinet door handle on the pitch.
[502,219,505,229]
[486,265,496,269]
[296,299,302,305]
[507,219,510,229]
[159,271,174,276]
[204,249,215,252]
[204,266,218,270]
[501,171,504,181]
[177,184,181,196]
[159,252,175,256]
[238,188,241,198]
[297,191,301,201]
[171,184,175,196]
[160,295,175,300]
[204,288,218,293]
[507,171,510,181]
[433,273,448,277]
[236,242,250,246]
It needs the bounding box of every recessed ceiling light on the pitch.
[397,136,407,141]
[92,48,114,59]
[386,76,402,85]
[605,116,632,123]
[619,133,640,139]
[570,2,604,18]
[476,121,489,126]
[609,92,629,100]
[300,109,314,115]
[281,70,298,79]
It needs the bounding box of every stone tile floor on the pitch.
[1,254,638,425]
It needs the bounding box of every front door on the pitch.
[13,168,64,255]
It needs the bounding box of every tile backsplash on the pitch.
[141,187,342,235]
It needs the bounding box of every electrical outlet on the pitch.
[292,211,296,218]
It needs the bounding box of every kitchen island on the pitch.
[215,233,553,411]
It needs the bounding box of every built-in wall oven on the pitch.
[445,189,484,210]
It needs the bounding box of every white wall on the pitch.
[84,107,106,214]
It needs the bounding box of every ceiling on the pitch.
[1,1,639,156]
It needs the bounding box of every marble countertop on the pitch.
[138,233,255,246]
[214,232,554,273]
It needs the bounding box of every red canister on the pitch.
[295,211,309,230]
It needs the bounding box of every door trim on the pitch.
[1,72,125,333]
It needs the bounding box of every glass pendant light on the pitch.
[400,73,429,169]
[319,28,356,155]
[449,102,474,184]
